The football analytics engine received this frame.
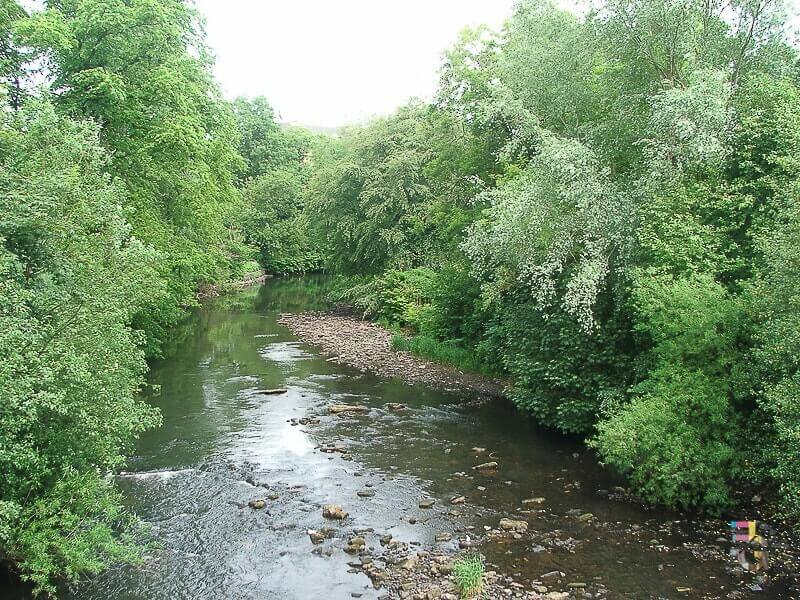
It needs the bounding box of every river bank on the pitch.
[277,311,505,399]
[55,282,797,599]
[277,306,800,598]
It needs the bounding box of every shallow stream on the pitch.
[58,278,786,599]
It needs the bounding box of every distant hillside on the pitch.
[280,122,340,136]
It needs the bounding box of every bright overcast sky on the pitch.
[194,0,518,127]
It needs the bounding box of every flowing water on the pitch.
[33,277,786,599]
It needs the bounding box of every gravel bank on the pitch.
[277,311,505,399]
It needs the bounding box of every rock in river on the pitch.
[254,388,288,395]
[307,529,326,544]
[248,499,267,509]
[499,518,528,533]
[419,499,436,509]
[522,497,546,506]
[328,404,368,415]
[323,504,348,519]
[473,461,498,471]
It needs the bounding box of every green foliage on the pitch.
[0,101,160,593]
[486,288,633,435]
[240,170,322,274]
[592,273,744,510]
[17,0,246,353]
[391,334,493,377]
[232,97,322,274]
[452,553,485,599]
[307,0,800,520]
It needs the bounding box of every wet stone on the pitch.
[323,504,348,520]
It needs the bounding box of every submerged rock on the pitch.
[522,497,546,505]
[419,499,436,509]
[473,461,498,471]
[307,529,326,544]
[329,404,368,414]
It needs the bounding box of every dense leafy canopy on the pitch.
[0,0,316,593]
[4,0,800,594]
[309,0,800,520]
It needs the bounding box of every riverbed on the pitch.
[60,278,791,599]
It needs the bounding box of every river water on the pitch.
[61,278,786,599]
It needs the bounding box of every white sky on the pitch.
[193,0,519,127]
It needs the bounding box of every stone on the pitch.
[329,403,368,414]
[577,513,593,523]
[522,497,546,505]
[472,447,486,453]
[267,492,279,500]
[323,504,348,519]
[546,593,569,600]
[435,532,452,542]
[401,555,419,571]
[357,490,376,498]
[450,496,465,505]
[499,518,528,532]
[568,582,586,589]
[386,403,408,411]
[254,388,288,395]
[419,499,435,509]
[540,571,562,583]
[248,499,266,509]
[345,536,366,553]
[473,461,498,471]
[307,529,325,544]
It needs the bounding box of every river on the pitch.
[57,277,785,599]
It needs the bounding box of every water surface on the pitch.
[62,278,782,599]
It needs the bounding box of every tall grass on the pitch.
[391,334,495,376]
[453,553,485,598]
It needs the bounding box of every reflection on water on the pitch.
[25,276,781,599]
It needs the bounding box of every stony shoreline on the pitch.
[276,309,800,599]
[277,311,505,399]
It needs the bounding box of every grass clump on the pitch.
[452,552,485,598]
[391,334,494,377]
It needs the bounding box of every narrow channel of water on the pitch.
[53,277,782,599]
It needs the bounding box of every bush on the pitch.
[485,288,633,435]
[0,102,160,594]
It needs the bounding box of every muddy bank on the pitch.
[278,311,504,398]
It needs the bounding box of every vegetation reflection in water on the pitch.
[61,279,773,600]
